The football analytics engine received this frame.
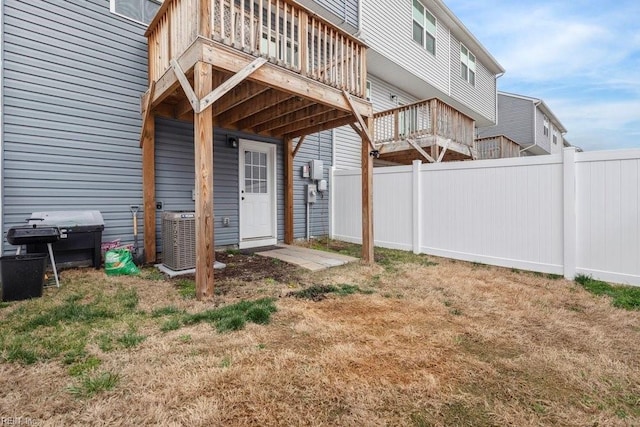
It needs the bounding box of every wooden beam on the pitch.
[234,97,313,130]
[198,57,267,112]
[284,138,294,244]
[268,110,348,137]
[284,115,356,140]
[194,61,215,300]
[342,90,376,151]
[407,138,436,163]
[212,80,269,116]
[142,114,156,263]
[216,90,295,127]
[292,135,306,158]
[139,80,156,147]
[361,115,374,264]
[255,104,334,134]
[171,59,199,113]
[437,139,450,162]
[176,72,227,118]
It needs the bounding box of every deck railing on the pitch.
[474,135,521,159]
[373,98,475,147]
[146,0,367,98]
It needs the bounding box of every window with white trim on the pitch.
[543,115,549,137]
[366,81,372,101]
[412,0,436,55]
[553,129,558,144]
[111,0,161,25]
[460,44,476,86]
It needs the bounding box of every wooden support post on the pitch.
[142,114,156,263]
[284,138,294,244]
[194,61,215,300]
[361,116,374,264]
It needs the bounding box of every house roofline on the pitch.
[498,91,567,133]
[432,0,505,75]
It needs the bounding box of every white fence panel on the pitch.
[331,148,640,286]
[576,151,640,284]
[332,169,361,243]
[419,157,564,274]
[373,166,413,251]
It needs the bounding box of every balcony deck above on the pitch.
[373,98,476,164]
[143,0,371,139]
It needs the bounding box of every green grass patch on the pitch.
[575,275,640,310]
[68,356,101,377]
[183,298,276,332]
[309,238,437,272]
[160,318,181,332]
[176,279,196,299]
[68,371,119,398]
[151,305,184,318]
[117,332,146,348]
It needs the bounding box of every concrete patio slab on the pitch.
[256,244,358,271]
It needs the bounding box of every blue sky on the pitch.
[445,0,640,151]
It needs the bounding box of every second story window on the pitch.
[111,0,161,25]
[543,116,549,137]
[553,129,559,144]
[460,44,476,86]
[412,0,436,55]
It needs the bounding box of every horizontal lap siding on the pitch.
[155,119,284,250]
[311,0,359,27]
[294,131,332,239]
[2,0,149,253]
[449,34,496,123]
[477,94,533,147]
[362,0,448,94]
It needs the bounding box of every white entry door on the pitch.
[239,140,277,248]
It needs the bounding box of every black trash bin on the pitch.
[0,253,48,302]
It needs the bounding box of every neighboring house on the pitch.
[0,0,502,279]
[313,0,506,167]
[477,91,568,156]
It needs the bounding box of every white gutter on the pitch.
[494,72,505,126]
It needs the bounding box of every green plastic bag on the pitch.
[105,248,140,276]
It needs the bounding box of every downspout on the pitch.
[353,0,363,37]
[532,100,541,151]
[494,72,504,126]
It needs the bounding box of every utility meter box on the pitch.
[306,184,317,204]
[309,159,323,180]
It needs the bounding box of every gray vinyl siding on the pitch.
[362,0,449,95]
[154,119,329,250]
[449,35,496,123]
[155,118,287,251]
[477,94,534,148]
[293,131,332,238]
[535,107,551,154]
[2,0,148,253]
[334,74,418,170]
[310,0,359,27]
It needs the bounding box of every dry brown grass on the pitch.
[1,251,639,426]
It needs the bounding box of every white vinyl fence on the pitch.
[331,148,640,286]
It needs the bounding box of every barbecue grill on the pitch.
[7,223,61,287]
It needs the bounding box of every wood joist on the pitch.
[142,37,371,140]
[376,136,476,165]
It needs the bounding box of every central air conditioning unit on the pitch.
[161,212,196,270]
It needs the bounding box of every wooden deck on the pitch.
[140,0,375,299]
[474,135,521,159]
[372,98,476,164]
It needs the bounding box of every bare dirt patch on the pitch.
[0,244,639,426]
